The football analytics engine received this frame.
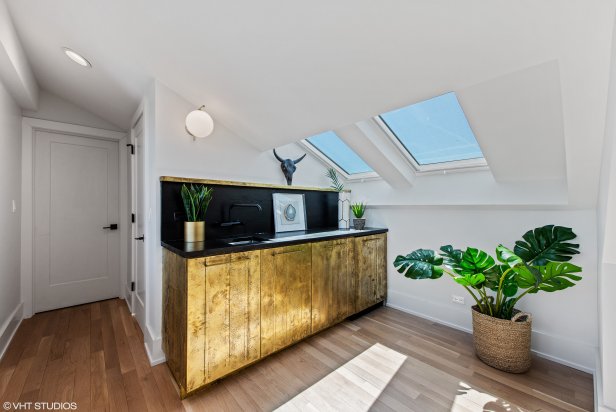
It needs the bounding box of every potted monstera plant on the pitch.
[393,225,583,373]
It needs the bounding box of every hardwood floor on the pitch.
[0,299,593,411]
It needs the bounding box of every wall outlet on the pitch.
[452,295,465,305]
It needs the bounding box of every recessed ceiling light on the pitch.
[62,47,91,68]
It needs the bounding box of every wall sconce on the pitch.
[185,105,214,139]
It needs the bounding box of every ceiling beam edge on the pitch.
[335,121,414,189]
[0,0,38,110]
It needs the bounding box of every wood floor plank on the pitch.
[90,350,109,411]
[110,300,136,374]
[0,300,594,411]
[19,335,53,395]
[54,361,75,403]
[151,364,185,412]
[121,369,149,412]
[36,358,64,403]
[100,301,120,371]
[48,309,71,361]
[73,355,91,411]
[0,356,34,403]
[106,367,129,412]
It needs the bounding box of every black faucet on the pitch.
[230,203,263,212]
[220,203,263,227]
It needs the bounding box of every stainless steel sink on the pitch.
[225,236,271,246]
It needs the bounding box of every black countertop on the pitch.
[161,227,388,258]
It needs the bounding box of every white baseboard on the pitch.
[386,290,596,373]
[144,334,166,366]
[143,322,165,366]
[118,298,165,366]
[595,349,616,412]
[0,302,24,361]
[123,287,133,314]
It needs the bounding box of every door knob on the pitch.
[135,236,144,241]
[103,224,118,230]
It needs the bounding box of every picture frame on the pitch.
[272,193,307,232]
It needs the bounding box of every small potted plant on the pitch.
[326,168,350,230]
[351,202,366,230]
[393,225,583,373]
[181,184,213,242]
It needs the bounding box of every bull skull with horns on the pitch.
[273,149,306,186]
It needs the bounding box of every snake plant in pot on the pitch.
[393,225,583,373]
[351,202,367,230]
[181,184,213,242]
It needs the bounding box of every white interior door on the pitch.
[132,115,146,325]
[34,130,120,312]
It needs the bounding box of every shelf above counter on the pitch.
[160,176,350,193]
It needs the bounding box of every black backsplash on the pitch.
[161,181,339,241]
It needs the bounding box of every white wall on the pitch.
[138,81,332,362]
[22,89,124,131]
[362,205,598,372]
[0,78,23,357]
[596,10,616,412]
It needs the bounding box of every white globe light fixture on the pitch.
[185,106,214,139]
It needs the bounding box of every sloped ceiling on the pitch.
[4,0,615,206]
[459,60,566,182]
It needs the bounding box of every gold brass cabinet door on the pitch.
[353,234,387,312]
[203,251,261,383]
[186,258,207,392]
[311,239,352,333]
[163,249,188,392]
[261,244,312,357]
[162,250,207,395]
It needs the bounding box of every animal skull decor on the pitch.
[273,149,306,186]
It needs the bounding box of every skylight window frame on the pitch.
[299,138,380,181]
[373,114,488,175]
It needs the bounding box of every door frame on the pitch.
[128,103,145,328]
[21,117,127,318]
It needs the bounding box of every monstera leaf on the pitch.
[514,225,580,266]
[521,262,583,293]
[484,263,519,297]
[496,244,544,290]
[394,249,444,280]
[484,264,505,290]
[454,273,486,287]
[439,245,464,273]
[496,245,524,268]
[459,248,495,276]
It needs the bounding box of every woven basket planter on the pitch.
[471,305,532,373]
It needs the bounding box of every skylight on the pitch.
[379,92,484,166]
[305,131,374,175]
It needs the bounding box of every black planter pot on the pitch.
[353,218,366,230]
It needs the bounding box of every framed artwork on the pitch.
[272,193,307,232]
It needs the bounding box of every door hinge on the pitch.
[130,281,135,292]
[126,144,134,155]
[131,213,135,223]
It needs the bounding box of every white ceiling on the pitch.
[3,0,616,206]
[458,60,566,182]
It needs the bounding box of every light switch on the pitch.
[11,200,16,213]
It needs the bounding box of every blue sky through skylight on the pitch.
[379,92,484,165]
[306,131,374,174]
